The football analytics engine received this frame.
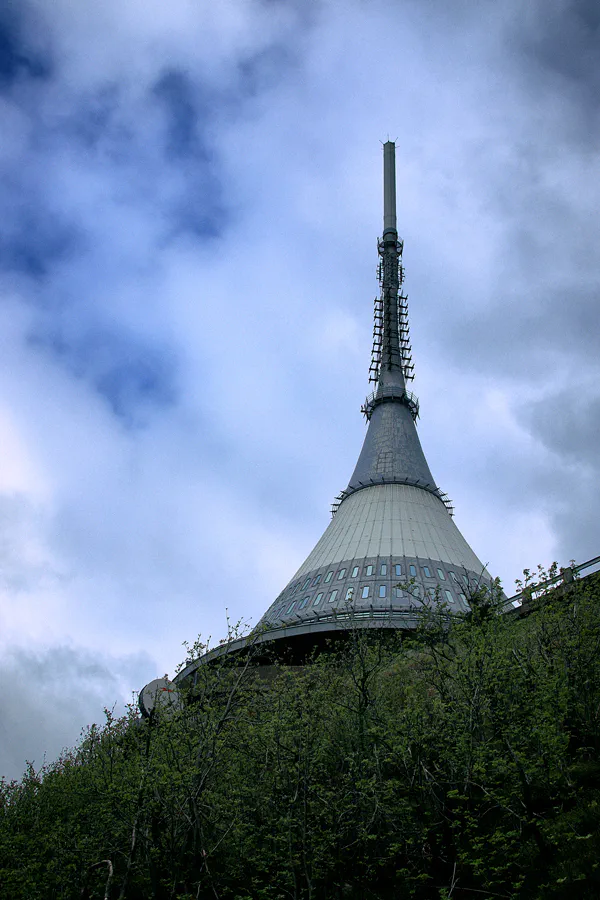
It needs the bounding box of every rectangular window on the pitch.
[437,568,446,580]
[337,568,346,580]
[462,574,469,586]
[302,577,311,590]
[314,592,324,607]
[380,563,387,576]
[291,583,300,595]
[286,601,296,614]
[409,564,417,577]
[351,566,359,577]
[361,586,370,599]
[395,564,402,577]
[312,574,322,586]
[345,587,353,601]
[449,571,458,582]
[324,571,333,583]
[445,590,454,604]
[379,585,387,598]
[394,587,403,598]
[426,587,436,600]
[298,596,309,609]
[412,585,421,598]
[423,566,431,577]
[328,589,338,603]
[366,565,374,576]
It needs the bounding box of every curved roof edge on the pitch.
[174,608,433,682]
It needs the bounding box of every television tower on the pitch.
[179,143,494,672]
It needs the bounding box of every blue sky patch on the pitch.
[29,325,179,426]
[151,69,226,239]
[64,85,122,151]
[153,69,205,161]
[0,202,84,280]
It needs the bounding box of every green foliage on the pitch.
[2,571,600,898]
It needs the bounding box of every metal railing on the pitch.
[503,554,600,611]
[361,386,419,422]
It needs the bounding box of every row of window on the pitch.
[290,564,473,596]
[278,585,468,617]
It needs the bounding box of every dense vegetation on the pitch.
[2,570,600,899]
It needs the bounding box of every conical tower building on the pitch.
[180,143,494,672]
[251,142,493,654]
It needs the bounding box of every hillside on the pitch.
[2,571,600,899]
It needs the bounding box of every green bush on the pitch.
[1,572,600,899]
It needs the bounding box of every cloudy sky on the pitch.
[1,0,598,779]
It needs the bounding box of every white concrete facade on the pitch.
[292,484,489,581]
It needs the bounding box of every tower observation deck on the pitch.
[179,143,495,670]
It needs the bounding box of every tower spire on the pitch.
[346,142,433,500]
[370,143,414,394]
[378,141,404,388]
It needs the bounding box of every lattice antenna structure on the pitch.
[369,142,414,387]
[369,246,414,385]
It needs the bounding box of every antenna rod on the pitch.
[372,139,412,390]
[383,141,397,238]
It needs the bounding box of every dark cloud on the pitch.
[517,0,600,99]
[153,69,226,236]
[96,352,178,423]
[0,5,52,88]
[415,1,600,389]
[63,85,123,152]
[29,325,179,425]
[0,644,155,781]
[524,387,600,469]
[443,281,600,384]
[153,69,207,160]
[0,200,84,279]
[237,42,300,100]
